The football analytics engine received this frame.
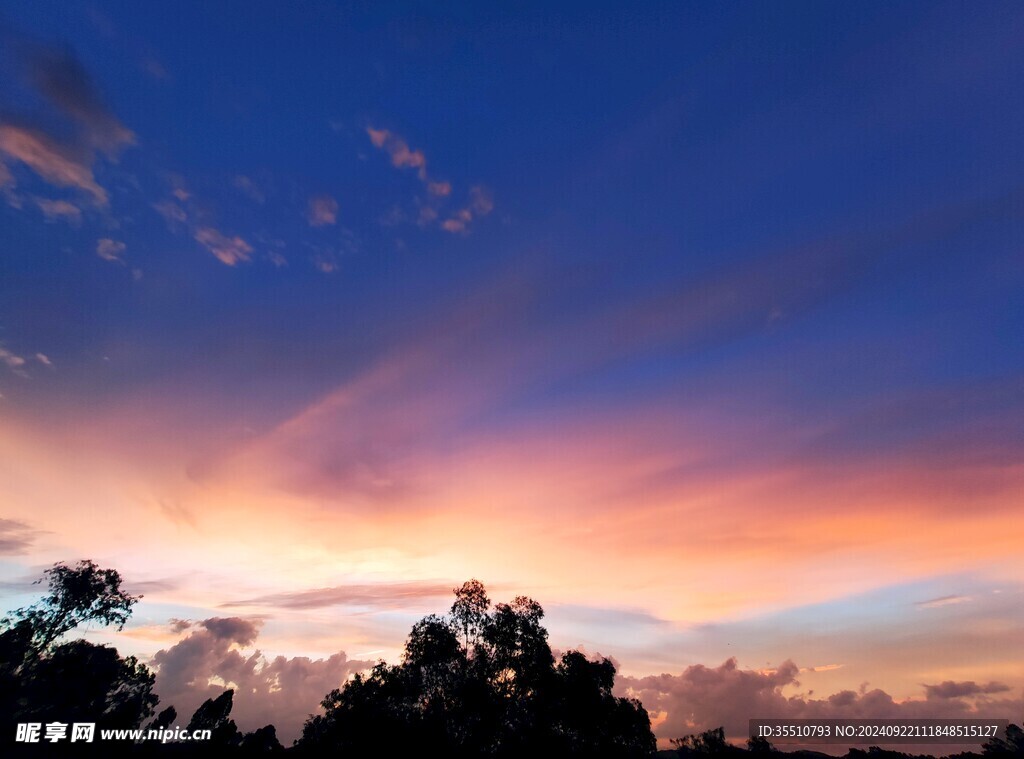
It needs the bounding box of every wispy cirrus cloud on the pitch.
[0,518,41,554]
[924,680,1010,699]
[0,41,134,207]
[0,124,108,205]
[221,580,455,611]
[34,197,82,225]
[915,594,972,609]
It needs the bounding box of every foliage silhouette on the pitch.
[187,689,242,746]
[0,560,156,733]
[297,579,656,757]
[3,563,1022,758]
[0,559,282,755]
[983,724,1024,758]
[3,559,140,653]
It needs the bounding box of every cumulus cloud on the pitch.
[194,227,253,266]
[96,238,126,263]
[366,127,427,179]
[619,658,1024,744]
[34,197,82,225]
[442,208,473,234]
[306,195,338,227]
[151,617,372,744]
[169,619,194,634]
[441,185,494,235]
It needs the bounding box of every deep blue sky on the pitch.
[1,1,1023,744]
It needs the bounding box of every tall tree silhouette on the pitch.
[4,560,139,653]
[298,580,656,757]
[0,560,157,733]
[187,689,243,746]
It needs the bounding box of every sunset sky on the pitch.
[1,0,1023,745]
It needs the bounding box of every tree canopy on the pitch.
[0,559,280,754]
[297,580,656,757]
[0,559,155,732]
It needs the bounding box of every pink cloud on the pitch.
[194,227,253,266]
[96,238,126,263]
[365,126,427,179]
[0,125,107,205]
[35,197,82,225]
[428,181,451,197]
[152,617,372,744]
[620,659,1024,747]
[306,195,338,227]
[441,187,494,234]
[0,347,27,370]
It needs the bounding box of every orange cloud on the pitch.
[0,125,107,205]
[194,227,253,266]
[365,126,427,179]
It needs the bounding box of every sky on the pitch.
[1,0,1023,746]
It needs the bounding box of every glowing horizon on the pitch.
[1,1,1023,746]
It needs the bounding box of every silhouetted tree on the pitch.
[187,689,242,746]
[19,638,157,727]
[0,559,157,734]
[747,735,777,755]
[983,723,1024,758]
[451,579,490,653]
[673,727,744,758]
[240,724,284,752]
[297,580,656,757]
[147,704,178,732]
[3,559,139,653]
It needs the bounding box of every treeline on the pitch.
[2,561,1021,758]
